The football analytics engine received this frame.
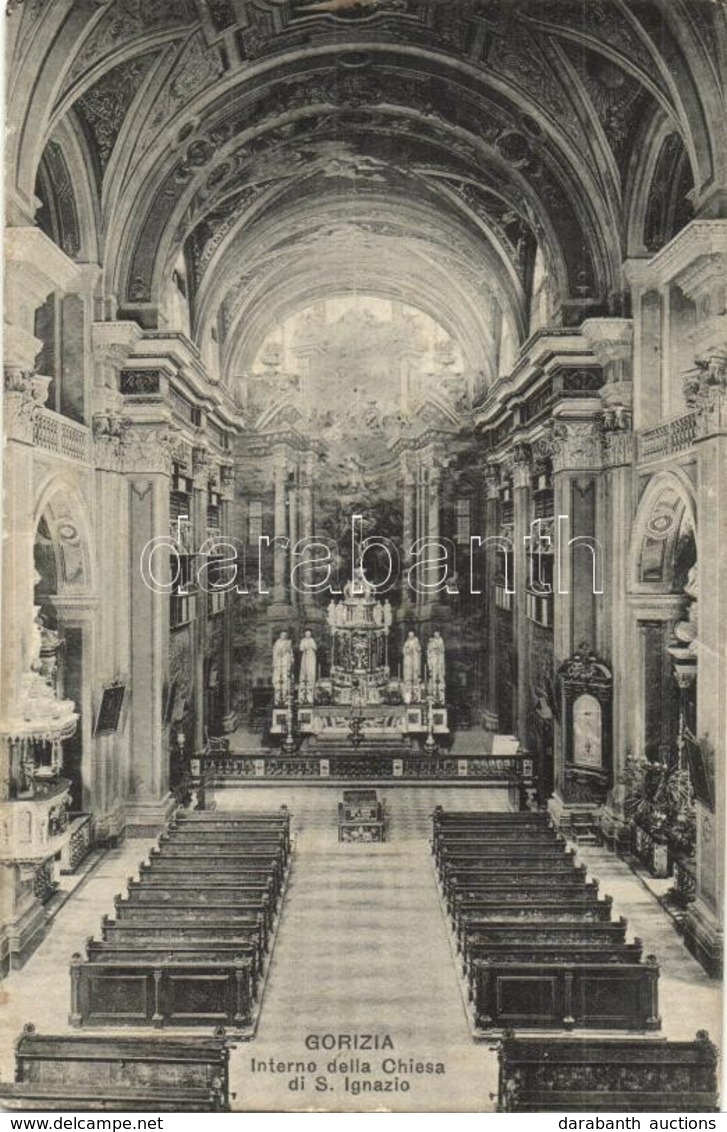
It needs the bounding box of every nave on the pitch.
[1,788,720,1113]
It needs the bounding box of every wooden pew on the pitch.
[124,878,271,914]
[433,810,550,823]
[454,898,615,949]
[100,917,264,973]
[439,855,581,884]
[436,844,570,870]
[449,882,599,919]
[443,865,592,901]
[158,831,288,863]
[496,1031,719,1112]
[0,1026,230,1111]
[70,953,254,1030]
[85,940,263,995]
[472,955,661,1031]
[133,874,276,905]
[147,847,285,890]
[465,942,644,990]
[460,917,628,967]
[113,898,269,947]
[140,859,283,898]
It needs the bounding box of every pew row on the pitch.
[473,957,660,1031]
[496,1031,719,1112]
[0,1026,230,1111]
[70,954,254,1030]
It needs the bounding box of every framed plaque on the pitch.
[94,682,126,736]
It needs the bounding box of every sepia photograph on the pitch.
[1,0,725,1117]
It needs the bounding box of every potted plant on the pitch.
[619,750,695,877]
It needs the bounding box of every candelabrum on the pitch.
[348,711,365,748]
[277,675,298,754]
[424,693,437,753]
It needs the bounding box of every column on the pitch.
[511,443,531,744]
[191,444,212,754]
[659,284,672,419]
[2,229,80,722]
[124,422,176,831]
[481,463,500,730]
[400,453,415,617]
[219,464,238,733]
[546,413,603,821]
[581,318,635,845]
[89,324,144,841]
[288,473,299,613]
[677,233,727,975]
[269,449,290,616]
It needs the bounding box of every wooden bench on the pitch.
[443,878,597,914]
[140,859,284,896]
[113,899,270,949]
[86,940,263,994]
[460,918,628,963]
[158,831,288,862]
[70,953,254,1030]
[496,1031,719,1111]
[438,845,576,865]
[472,956,660,1031]
[0,1025,230,1111]
[443,863,590,893]
[147,847,286,890]
[465,942,644,989]
[122,885,273,929]
[100,918,264,972]
[433,809,549,823]
[133,874,276,903]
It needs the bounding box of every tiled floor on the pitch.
[0,787,721,1113]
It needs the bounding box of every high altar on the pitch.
[270,571,449,744]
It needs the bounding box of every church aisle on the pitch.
[574,843,721,1042]
[0,838,158,1081]
[228,796,497,1112]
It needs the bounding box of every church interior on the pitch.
[1,0,726,1113]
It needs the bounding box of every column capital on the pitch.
[123,423,177,476]
[539,416,602,473]
[91,321,143,364]
[686,360,727,440]
[192,443,214,489]
[511,441,532,489]
[3,372,51,444]
[580,318,633,367]
[92,410,133,472]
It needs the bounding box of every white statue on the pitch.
[427,631,446,701]
[272,631,294,703]
[373,603,383,627]
[327,600,337,628]
[383,600,393,630]
[402,631,421,700]
[299,630,317,703]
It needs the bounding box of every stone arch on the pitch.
[625,112,695,259]
[629,469,697,595]
[33,476,95,599]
